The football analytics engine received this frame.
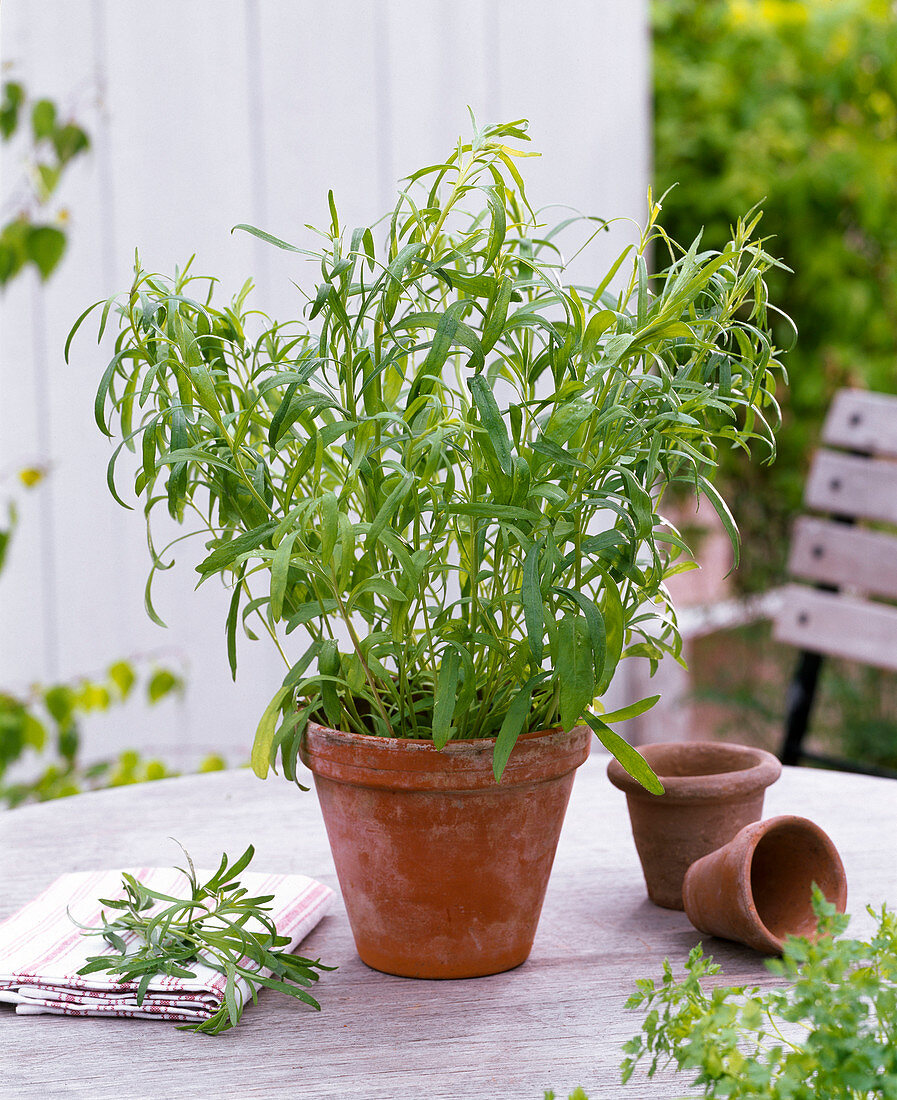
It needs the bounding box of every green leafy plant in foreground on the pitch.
[621,889,897,1098]
[69,117,789,789]
[73,843,333,1034]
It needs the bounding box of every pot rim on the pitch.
[299,720,592,791]
[606,740,782,802]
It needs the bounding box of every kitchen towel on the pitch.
[0,866,335,1022]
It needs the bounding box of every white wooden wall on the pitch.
[0,0,650,769]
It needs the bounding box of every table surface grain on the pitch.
[1,756,895,1100]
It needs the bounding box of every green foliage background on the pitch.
[0,81,216,806]
[653,0,897,590]
[0,80,89,286]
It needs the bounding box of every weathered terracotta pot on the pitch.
[299,721,591,979]
[607,741,782,910]
[683,814,848,954]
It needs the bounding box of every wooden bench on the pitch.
[774,388,897,777]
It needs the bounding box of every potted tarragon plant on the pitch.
[69,118,787,979]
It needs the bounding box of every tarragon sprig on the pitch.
[72,842,334,1034]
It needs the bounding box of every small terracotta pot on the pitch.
[683,814,848,954]
[299,721,591,979]
[607,741,782,910]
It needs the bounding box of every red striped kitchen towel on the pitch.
[0,867,334,1022]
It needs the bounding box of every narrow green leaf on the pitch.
[697,475,741,568]
[595,566,625,696]
[197,523,277,576]
[583,712,663,794]
[483,185,507,268]
[382,241,427,322]
[493,678,538,781]
[554,587,606,690]
[65,299,103,363]
[348,576,409,608]
[603,332,635,365]
[544,398,595,446]
[432,648,460,749]
[619,467,655,541]
[581,309,616,359]
[468,373,512,475]
[270,529,298,621]
[282,639,322,688]
[251,686,290,778]
[320,491,338,563]
[269,381,299,445]
[285,600,339,633]
[318,639,342,729]
[409,308,456,398]
[224,962,239,1024]
[556,613,594,732]
[636,254,648,326]
[599,694,660,724]
[594,244,634,299]
[434,268,497,297]
[530,437,588,470]
[232,224,306,253]
[337,512,356,590]
[225,566,246,680]
[446,502,540,522]
[327,190,340,237]
[481,273,514,354]
[522,540,544,665]
[366,472,412,549]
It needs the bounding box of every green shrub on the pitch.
[653,0,897,589]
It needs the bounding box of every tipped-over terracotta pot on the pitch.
[607,741,782,910]
[299,721,591,979]
[683,814,848,954]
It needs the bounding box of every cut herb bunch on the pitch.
[621,889,897,1098]
[73,844,333,1034]
[69,117,790,787]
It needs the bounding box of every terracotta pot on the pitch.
[607,741,782,910]
[683,814,848,954]
[299,721,591,979]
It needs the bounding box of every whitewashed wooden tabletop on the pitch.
[1,756,895,1100]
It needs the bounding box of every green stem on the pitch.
[332,589,396,738]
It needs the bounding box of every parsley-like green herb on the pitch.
[72,843,334,1034]
[620,888,897,1098]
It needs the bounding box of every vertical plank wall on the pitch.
[0,1,650,769]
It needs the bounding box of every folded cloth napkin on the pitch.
[0,867,335,1022]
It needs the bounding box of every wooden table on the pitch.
[1,758,895,1099]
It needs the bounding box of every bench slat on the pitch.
[773,585,897,671]
[788,517,897,600]
[822,388,897,457]
[805,450,897,524]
